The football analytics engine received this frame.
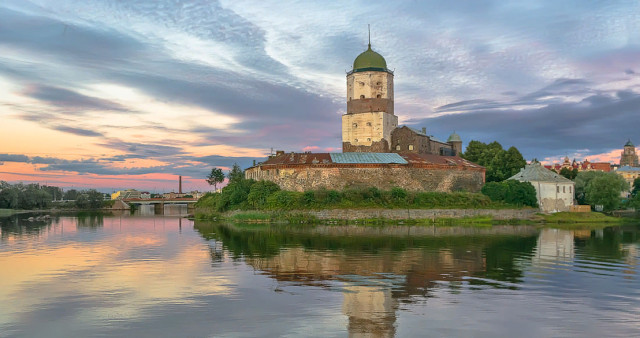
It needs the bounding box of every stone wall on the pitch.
[245,164,485,192]
[343,140,390,153]
[305,208,537,220]
[346,98,393,114]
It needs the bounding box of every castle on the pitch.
[245,40,485,192]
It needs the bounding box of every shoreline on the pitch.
[194,208,628,226]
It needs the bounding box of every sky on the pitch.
[1,0,639,192]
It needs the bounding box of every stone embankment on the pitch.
[304,208,537,220]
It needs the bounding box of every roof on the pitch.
[625,139,635,147]
[617,166,640,172]
[330,152,407,164]
[447,132,461,143]
[353,45,388,72]
[509,162,574,183]
[255,152,483,169]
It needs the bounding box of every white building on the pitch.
[509,161,575,213]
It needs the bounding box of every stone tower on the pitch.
[620,139,639,167]
[342,39,397,152]
[447,132,463,156]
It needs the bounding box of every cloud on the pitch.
[51,126,103,137]
[22,85,127,114]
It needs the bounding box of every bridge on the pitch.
[114,198,199,211]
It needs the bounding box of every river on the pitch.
[0,212,638,337]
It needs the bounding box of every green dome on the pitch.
[625,139,634,147]
[447,132,462,143]
[353,45,387,71]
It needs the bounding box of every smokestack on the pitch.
[179,176,182,194]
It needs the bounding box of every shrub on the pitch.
[247,180,281,209]
[481,180,537,207]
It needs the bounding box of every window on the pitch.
[367,138,371,141]
[359,82,364,86]
[396,145,401,150]
[557,186,560,193]
[376,94,381,98]
[366,122,372,126]
[360,95,365,99]
[353,123,357,128]
[377,82,381,85]
[349,97,351,101]
[354,139,358,142]
[570,186,572,193]
[563,186,566,193]
[409,145,414,151]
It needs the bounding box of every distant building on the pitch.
[509,161,575,213]
[545,156,611,173]
[615,166,640,196]
[140,192,151,199]
[620,139,639,167]
[111,189,141,200]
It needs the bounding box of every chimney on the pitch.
[179,176,182,194]
[421,127,426,134]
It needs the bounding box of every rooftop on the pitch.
[509,161,574,183]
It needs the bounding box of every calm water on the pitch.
[0,213,639,337]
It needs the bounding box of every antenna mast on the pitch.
[368,24,371,48]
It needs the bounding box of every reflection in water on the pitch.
[0,216,638,337]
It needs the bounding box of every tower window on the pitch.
[367,138,371,141]
[396,145,401,151]
[409,145,414,151]
[366,122,371,126]
[352,123,357,128]
[377,82,381,85]
[376,94,381,98]
[360,95,365,99]
[355,139,358,142]
[349,97,351,101]
[359,82,364,86]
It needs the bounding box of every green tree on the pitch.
[481,180,537,207]
[461,141,526,182]
[64,189,79,200]
[206,167,225,192]
[631,177,640,197]
[575,171,606,205]
[559,167,578,180]
[247,180,281,209]
[227,163,245,184]
[584,173,628,211]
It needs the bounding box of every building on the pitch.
[342,42,460,156]
[245,39,484,192]
[545,156,611,173]
[111,189,141,200]
[616,166,640,194]
[509,161,575,213]
[620,140,639,167]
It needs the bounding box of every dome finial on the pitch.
[368,24,371,49]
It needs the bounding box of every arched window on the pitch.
[367,138,371,141]
[396,145,401,151]
[366,122,372,126]
[360,95,365,99]
[352,123,357,128]
[354,139,358,142]
[376,94,381,98]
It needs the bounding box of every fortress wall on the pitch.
[245,164,485,192]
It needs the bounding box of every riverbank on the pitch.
[194,207,631,226]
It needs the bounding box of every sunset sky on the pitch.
[1,0,639,192]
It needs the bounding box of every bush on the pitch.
[481,180,537,207]
[247,181,280,209]
[266,190,302,210]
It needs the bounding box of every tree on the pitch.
[227,163,245,184]
[575,171,606,205]
[461,141,526,182]
[481,180,538,207]
[583,172,628,211]
[559,167,578,180]
[631,177,640,197]
[206,167,225,192]
[247,180,280,208]
[64,189,79,201]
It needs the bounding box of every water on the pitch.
[0,213,638,337]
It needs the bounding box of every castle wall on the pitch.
[245,164,485,192]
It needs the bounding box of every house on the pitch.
[509,161,575,213]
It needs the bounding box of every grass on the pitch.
[541,212,625,224]
[0,209,17,217]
